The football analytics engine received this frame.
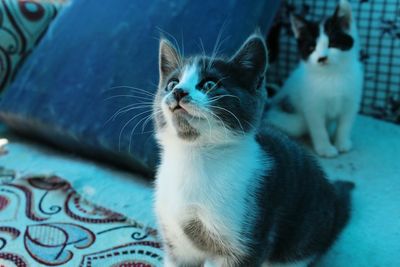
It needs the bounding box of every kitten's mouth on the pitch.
[172,104,184,112]
[169,103,205,122]
[170,103,189,115]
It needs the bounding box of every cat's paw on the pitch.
[335,139,353,153]
[314,144,339,158]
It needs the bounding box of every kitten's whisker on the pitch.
[207,94,240,103]
[209,35,230,70]
[208,109,229,140]
[244,120,257,132]
[209,23,224,70]
[209,105,245,136]
[181,30,185,60]
[106,104,153,124]
[135,110,162,135]
[141,114,155,134]
[105,86,156,97]
[199,109,213,140]
[103,94,154,102]
[140,130,156,135]
[122,91,155,99]
[118,109,153,151]
[150,81,160,89]
[141,110,162,133]
[187,111,199,125]
[128,112,154,153]
[208,20,229,70]
[198,38,207,70]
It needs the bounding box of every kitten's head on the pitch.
[153,33,268,145]
[290,0,357,68]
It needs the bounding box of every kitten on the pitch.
[153,33,354,266]
[265,0,363,158]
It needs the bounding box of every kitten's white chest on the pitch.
[155,136,267,259]
[155,154,205,259]
[288,61,363,120]
[310,73,353,118]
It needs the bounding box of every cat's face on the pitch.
[291,0,355,68]
[153,34,267,145]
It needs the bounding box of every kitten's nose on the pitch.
[318,56,328,63]
[173,88,189,102]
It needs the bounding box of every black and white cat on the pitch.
[265,0,363,158]
[153,32,354,266]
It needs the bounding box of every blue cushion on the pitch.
[0,0,280,176]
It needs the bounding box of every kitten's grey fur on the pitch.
[153,33,354,267]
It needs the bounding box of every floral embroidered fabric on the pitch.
[0,174,162,266]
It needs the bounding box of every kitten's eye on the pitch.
[203,80,218,91]
[166,79,179,91]
[308,45,315,52]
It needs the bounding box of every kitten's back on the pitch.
[253,128,354,262]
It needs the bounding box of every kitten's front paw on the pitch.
[315,144,339,158]
[335,139,353,153]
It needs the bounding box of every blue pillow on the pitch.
[0,0,280,176]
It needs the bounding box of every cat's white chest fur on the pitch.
[288,60,363,120]
[155,134,268,262]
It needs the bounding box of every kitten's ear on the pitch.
[334,0,352,30]
[230,33,268,81]
[290,14,307,39]
[159,38,181,81]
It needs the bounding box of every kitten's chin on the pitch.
[307,61,336,70]
[170,105,207,123]
[170,109,196,125]
[171,107,190,116]
[169,112,200,142]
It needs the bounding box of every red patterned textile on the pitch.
[0,174,162,266]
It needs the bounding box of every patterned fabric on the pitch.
[0,0,66,94]
[267,0,400,124]
[0,173,162,266]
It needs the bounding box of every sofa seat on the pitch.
[1,115,399,266]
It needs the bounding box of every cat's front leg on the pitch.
[163,254,178,267]
[210,257,259,267]
[304,111,338,158]
[159,224,204,267]
[163,251,204,267]
[261,260,311,267]
[334,108,357,153]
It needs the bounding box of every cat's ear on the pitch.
[159,38,181,81]
[290,14,307,39]
[230,33,268,81]
[333,0,352,30]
